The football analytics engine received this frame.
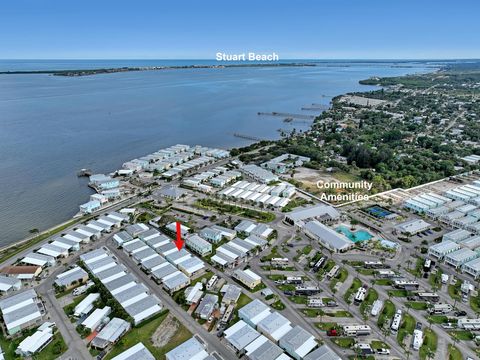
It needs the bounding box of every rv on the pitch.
[354,286,367,305]
[391,310,402,333]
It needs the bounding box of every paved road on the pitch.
[36,266,93,360]
[105,240,236,360]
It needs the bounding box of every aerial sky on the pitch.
[1,0,479,59]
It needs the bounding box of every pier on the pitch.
[233,133,268,142]
[301,103,330,111]
[257,111,315,120]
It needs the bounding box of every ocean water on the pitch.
[0,60,430,246]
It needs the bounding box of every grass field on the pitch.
[419,328,438,360]
[377,300,395,328]
[343,278,362,304]
[105,311,191,360]
[360,288,378,316]
[405,301,429,311]
[332,337,354,348]
[397,313,415,346]
[448,345,462,360]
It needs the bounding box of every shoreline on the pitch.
[0,65,436,253]
[0,62,316,77]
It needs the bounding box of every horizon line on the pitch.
[1,57,480,61]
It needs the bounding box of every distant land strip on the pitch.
[0,62,317,77]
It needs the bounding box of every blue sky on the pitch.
[1,0,479,59]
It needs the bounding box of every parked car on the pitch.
[376,349,390,355]
[455,310,467,317]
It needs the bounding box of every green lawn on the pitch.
[324,310,353,318]
[288,295,308,304]
[360,288,378,316]
[237,293,253,308]
[470,295,480,313]
[332,337,355,348]
[329,267,348,291]
[370,340,390,349]
[271,300,286,310]
[267,274,286,281]
[343,278,362,304]
[301,308,325,317]
[419,328,438,360]
[448,345,462,360]
[105,311,191,360]
[373,279,392,286]
[397,313,415,346]
[387,289,409,297]
[315,322,338,331]
[427,315,449,324]
[357,268,376,276]
[448,330,474,341]
[302,244,313,255]
[405,301,429,310]
[377,300,395,328]
[36,332,68,360]
[448,282,461,300]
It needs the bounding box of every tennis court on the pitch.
[365,205,392,218]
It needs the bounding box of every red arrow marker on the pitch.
[174,221,184,251]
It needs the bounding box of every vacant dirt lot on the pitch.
[151,314,180,348]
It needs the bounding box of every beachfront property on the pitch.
[186,234,213,256]
[261,153,311,174]
[80,200,102,214]
[54,265,88,289]
[240,164,278,184]
[111,342,155,360]
[0,289,45,335]
[284,204,341,226]
[303,220,353,253]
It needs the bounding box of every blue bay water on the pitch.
[0,60,430,246]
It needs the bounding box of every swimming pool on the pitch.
[336,225,373,243]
